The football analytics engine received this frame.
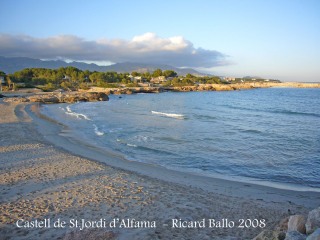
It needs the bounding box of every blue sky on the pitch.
[1,0,320,82]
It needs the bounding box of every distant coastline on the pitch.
[86,82,320,95]
[2,82,320,104]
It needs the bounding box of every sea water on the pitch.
[41,88,320,190]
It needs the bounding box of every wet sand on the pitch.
[0,101,319,240]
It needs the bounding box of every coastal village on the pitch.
[128,74,278,86]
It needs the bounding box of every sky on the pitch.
[1,0,320,82]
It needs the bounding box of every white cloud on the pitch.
[0,33,227,68]
[130,33,188,52]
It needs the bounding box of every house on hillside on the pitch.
[224,77,236,82]
[128,75,143,83]
[150,76,167,84]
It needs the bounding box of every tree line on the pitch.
[0,67,223,91]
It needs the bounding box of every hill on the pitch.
[0,56,205,76]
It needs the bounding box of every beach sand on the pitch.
[0,101,319,240]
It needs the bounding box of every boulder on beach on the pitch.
[306,207,320,235]
[288,215,307,234]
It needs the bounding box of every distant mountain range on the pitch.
[0,56,206,76]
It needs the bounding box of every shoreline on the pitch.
[30,103,320,208]
[83,82,320,95]
[41,99,319,193]
[2,82,320,104]
[1,101,320,239]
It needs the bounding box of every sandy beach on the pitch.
[0,101,319,240]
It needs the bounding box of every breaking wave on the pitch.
[127,143,138,148]
[93,124,104,136]
[151,111,185,119]
[65,105,91,120]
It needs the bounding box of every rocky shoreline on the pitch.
[2,82,320,104]
[1,84,254,104]
[88,82,320,95]
[87,83,258,95]
[2,91,109,104]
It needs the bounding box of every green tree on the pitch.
[186,73,194,78]
[60,81,73,90]
[105,72,119,83]
[89,72,103,85]
[171,77,180,86]
[121,78,130,84]
[163,70,177,78]
[78,72,85,83]
[14,68,33,82]
[131,71,140,77]
[142,72,151,81]
[152,69,162,77]
[182,78,194,86]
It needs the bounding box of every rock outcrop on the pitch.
[306,207,320,235]
[88,87,162,95]
[254,207,320,240]
[88,84,257,95]
[3,92,109,104]
[288,215,307,234]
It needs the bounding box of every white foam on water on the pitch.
[93,124,104,136]
[134,135,154,142]
[127,143,138,148]
[65,105,91,120]
[151,111,185,120]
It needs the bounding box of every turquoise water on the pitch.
[41,88,320,190]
